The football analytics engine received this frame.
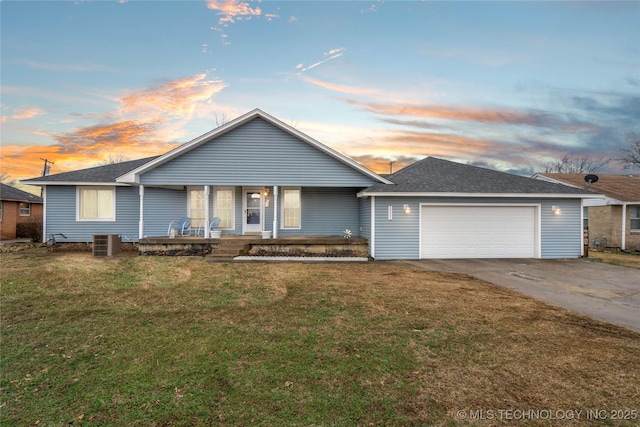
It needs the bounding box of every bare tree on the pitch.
[543,154,610,174]
[97,153,129,166]
[214,112,229,128]
[618,132,640,170]
[0,172,17,186]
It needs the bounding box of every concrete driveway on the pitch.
[397,258,640,333]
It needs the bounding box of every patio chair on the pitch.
[209,217,221,231]
[198,217,221,237]
[167,216,191,237]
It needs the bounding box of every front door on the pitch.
[243,188,263,234]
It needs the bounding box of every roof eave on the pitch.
[20,180,131,187]
[357,191,604,198]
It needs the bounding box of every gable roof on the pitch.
[360,157,602,198]
[0,183,43,203]
[22,157,159,186]
[535,173,640,203]
[117,109,392,185]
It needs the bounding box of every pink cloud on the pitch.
[207,0,261,24]
[299,75,381,97]
[119,74,227,119]
[12,107,45,120]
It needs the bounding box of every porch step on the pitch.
[206,241,250,262]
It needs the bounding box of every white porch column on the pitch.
[621,203,627,250]
[42,186,47,243]
[370,196,376,258]
[138,185,145,240]
[272,186,278,238]
[204,185,210,238]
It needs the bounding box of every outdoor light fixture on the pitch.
[403,204,411,214]
[552,205,561,215]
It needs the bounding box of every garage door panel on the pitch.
[421,206,536,259]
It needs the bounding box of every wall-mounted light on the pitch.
[263,187,270,197]
[403,204,411,214]
[551,205,561,215]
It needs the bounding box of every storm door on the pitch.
[243,188,263,234]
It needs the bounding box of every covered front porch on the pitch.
[138,235,369,261]
[137,184,365,241]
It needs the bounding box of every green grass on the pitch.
[2,249,639,426]
[2,253,420,425]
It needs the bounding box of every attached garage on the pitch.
[359,157,601,260]
[420,205,538,259]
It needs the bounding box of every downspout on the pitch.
[138,185,144,240]
[272,186,278,238]
[204,185,210,238]
[621,203,627,250]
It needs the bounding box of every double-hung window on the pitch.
[630,206,640,232]
[19,202,31,217]
[282,188,301,229]
[215,188,234,229]
[188,188,206,229]
[77,187,115,221]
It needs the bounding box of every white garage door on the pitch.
[421,206,537,259]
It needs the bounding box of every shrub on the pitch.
[16,216,43,242]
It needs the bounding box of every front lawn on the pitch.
[1,249,639,426]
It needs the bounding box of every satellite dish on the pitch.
[584,174,599,184]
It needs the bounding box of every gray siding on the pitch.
[277,187,360,237]
[44,185,139,242]
[373,197,420,260]
[359,197,371,240]
[140,118,378,187]
[373,197,583,260]
[540,199,582,258]
[142,187,187,237]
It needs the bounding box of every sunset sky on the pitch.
[2,0,639,190]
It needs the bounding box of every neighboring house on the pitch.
[23,109,600,259]
[0,183,44,240]
[534,173,640,251]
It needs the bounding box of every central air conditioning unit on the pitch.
[93,234,121,256]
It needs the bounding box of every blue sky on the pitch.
[1,0,639,184]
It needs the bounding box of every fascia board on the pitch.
[20,181,131,187]
[358,191,605,199]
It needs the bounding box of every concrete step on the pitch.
[206,242,249,261]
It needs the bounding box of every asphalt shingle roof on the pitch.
[539,173,640,202]
[22,157,159,184]
[364,157,598,195]
[0,183,43,203]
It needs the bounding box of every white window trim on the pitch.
[630,205,640,232]
[19,202,31,217]
[280,187,301,230]
[187,186,206,230]
[214,186,235,230]
[76,186,116,222]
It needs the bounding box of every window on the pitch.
[19,202,31,216]
[188,188,206,229]
[583,207,588,230]
[631,206,640,232]
[282,188,301,229]
[77,187,115,221]
[215,188,234,229]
